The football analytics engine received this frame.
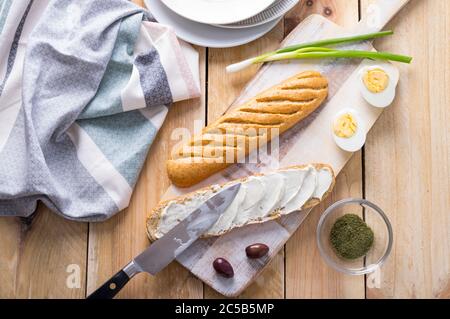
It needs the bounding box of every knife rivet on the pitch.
[109,283,117,290]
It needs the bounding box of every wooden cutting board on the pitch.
[159,0,410,297]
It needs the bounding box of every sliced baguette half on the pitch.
[147,164,335,242]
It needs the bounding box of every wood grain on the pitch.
[361,0,450,299]
[195,0,365,299]
[171,6,391,296]
[206,25,285,123]
[286,154,365,298]
[285,0,359,34]
[0,218,19,298]
[1,0,449,300]
[205,21,285,299]
[0,206,87,298]
[85,0,205,299]
[86,47,206,298]
[162,0,409,296]
[284,0,364,299]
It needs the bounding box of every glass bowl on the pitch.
[316,198,393,275]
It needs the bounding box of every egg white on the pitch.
[358,63,399,108]
[332,109,367,152]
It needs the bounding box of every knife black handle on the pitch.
[87,269,130,299]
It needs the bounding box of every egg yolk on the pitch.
[334,113,358,138]
[363,68,390,93]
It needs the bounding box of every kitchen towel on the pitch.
[0,0,200,221]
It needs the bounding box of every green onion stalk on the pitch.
[226,30,412,73]
[262,48,413,64]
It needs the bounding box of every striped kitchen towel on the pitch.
[0,0,200,221]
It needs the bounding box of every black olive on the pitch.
[213,258,234,278]
[245,243,269,259]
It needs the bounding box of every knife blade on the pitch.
[87,183,241,299]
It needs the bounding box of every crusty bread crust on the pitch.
[147,163,335,242]
[167,71,328,187]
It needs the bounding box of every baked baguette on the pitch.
[147,163,335,241]
[167,71,329,187]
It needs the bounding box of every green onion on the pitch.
[226,30,412,73]
[262,49,413,64]
[276,30,394,53]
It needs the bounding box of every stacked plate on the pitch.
[144,0,299,48]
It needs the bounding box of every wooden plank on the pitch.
[86,0,206,298]
[195,0,364,299]
[361,0,450,298]
[284,0,365,299]
[0,206,87,298]
[133,0,145,8]
[171,10,398,296]
[285,155,365,298]
[205,21,285,299]
[86,47,207,298]
[0,218,19,298]
[284,0,360,34]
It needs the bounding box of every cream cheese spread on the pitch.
[156,165,333,238]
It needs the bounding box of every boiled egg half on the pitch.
[358,63,399,108]
[332,109,366,152]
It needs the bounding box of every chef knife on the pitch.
[87,183,241,299]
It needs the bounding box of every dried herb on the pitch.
[330,214,374,260]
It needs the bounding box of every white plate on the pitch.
[160,0,275,25]
[145,0,282,48]
[215,0,298,29]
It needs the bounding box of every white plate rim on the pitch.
[145,0,282,48]
[160,0,276,25]
[181,18,282,48]
[214,0,299,29]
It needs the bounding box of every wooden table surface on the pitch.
[1,0,449,299]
